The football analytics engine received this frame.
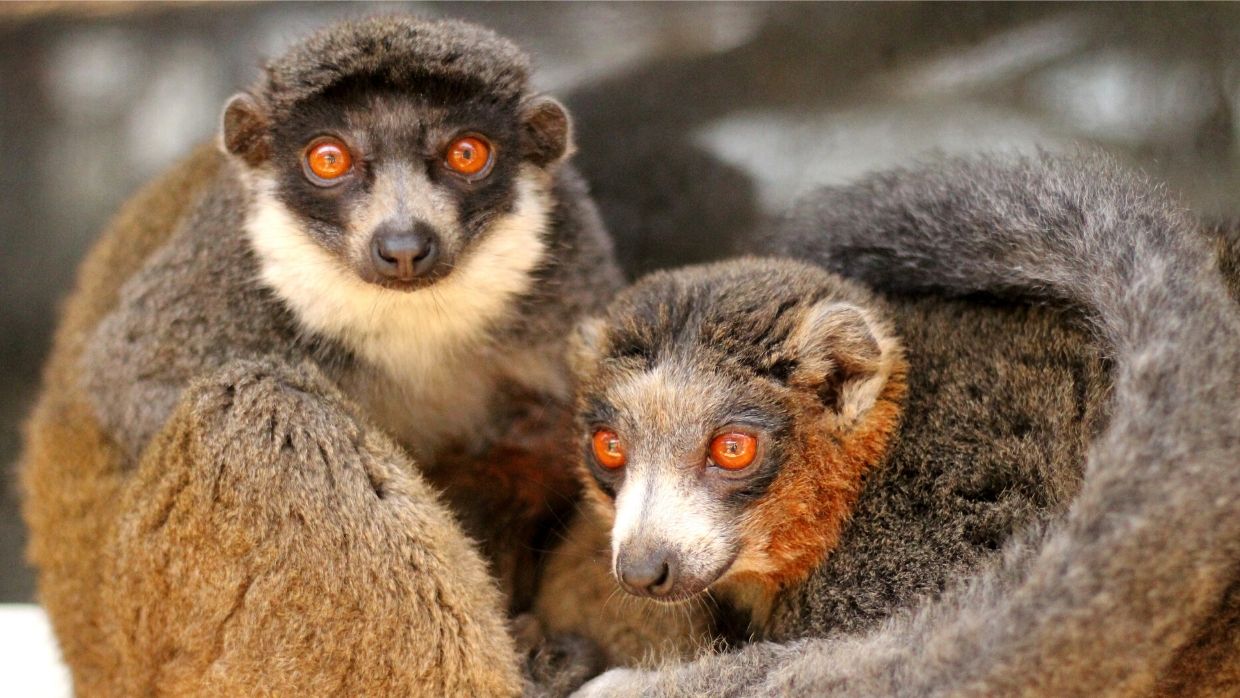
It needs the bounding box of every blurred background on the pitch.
[2,1,1239,603]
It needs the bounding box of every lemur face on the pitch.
[227,76,569,292]
[572,259,906,603]
[580,352,791,603]
[218,29,576,379]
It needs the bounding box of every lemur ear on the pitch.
[568,316,607,378]
[519,96,574,167]
[221,92,271,166]
[787,300,889,423]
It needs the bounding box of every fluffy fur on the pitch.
[575,152,1240,696]
[246,172,552,378]
[538,259,913,658]
[576,261,909,607]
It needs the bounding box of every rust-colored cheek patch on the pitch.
[744,359,908,590]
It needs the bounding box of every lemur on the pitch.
[21,17,619,696]
[533,257,908,663]
[567,152,1240,697]
[535,250,1109,667]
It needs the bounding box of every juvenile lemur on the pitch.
[563,152,1240,697]
[536,255,1108,665]
[535,257,908,663]
[21,16,619,696]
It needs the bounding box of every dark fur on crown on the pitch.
[258,15,532,120]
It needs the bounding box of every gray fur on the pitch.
[81,167,304,458]
[577,152,1239,696]
[763,295,1108,641]
[557,235,1104,666]
[83,92,618,467]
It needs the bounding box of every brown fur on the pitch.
[739,360,907,592]
[21,145,220,692]
[23,17,626,696]
[105,360,520,696]
[1152,577,1240,697]
[428,389,583,614]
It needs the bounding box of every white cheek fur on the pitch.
[244,169,550,385]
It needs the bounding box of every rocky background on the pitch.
[2,2,1238,601]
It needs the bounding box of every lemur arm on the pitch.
[577,152,1240,696]
[104,359,526,697]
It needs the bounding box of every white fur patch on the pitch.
[244,169,551,448]
[611,469,725,568]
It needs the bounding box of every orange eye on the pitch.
[709,432,758,470]
[591,428,626,469]
[445,135,492,177]
[304,137,353,181]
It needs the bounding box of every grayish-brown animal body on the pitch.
[537,256,1107,669]
[21,16,620,696]
[572,152,1239,697]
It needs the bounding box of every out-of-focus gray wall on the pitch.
[2,2,1238,602]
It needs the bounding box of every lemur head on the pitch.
[571,258,907,609]
[220,17,572,365]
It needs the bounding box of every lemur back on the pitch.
[762,293,1107,640]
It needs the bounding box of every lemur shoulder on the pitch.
[22,16,619,696]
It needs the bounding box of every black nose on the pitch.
[371,224,439,281]
[618,547,679,599]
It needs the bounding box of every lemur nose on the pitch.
[371,224,439,281]
[618,548,679,599]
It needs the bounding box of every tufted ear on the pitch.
[568,316,607,380]
[519,95,573,168]
[786,300,889,423]
[220,92,271,167]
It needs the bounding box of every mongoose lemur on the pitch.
[21,16,620,696]
[565,152,1240,697]
[534,252,1105,666]
[534,257,908,664]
